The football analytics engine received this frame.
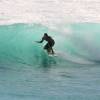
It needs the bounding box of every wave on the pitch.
[0,23,100,67]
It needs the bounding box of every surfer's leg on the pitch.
[44,43,51,54]
[49,42,55,54]
[51,48,55,54]
[44,43,49,50]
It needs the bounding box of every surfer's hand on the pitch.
[35,41,40,43]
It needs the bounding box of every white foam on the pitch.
[0,0,100,27]
[56,50,94,65]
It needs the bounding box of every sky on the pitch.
[0,0,100,26]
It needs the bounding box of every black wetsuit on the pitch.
[40,35,55,50]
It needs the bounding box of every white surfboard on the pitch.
[48,53,57,57]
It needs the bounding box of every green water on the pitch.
[0,23,100,100]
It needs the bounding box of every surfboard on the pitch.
[48,50,58,57]
[48,53,57,57]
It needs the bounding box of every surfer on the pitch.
[36,33,55,55]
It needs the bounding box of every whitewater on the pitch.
[0,0,100,100]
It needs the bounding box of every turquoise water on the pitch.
[0,23,100,100]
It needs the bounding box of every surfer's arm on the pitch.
[37,37,44,43]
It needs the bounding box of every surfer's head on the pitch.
[44,33,48,37]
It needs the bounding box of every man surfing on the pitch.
[36,33,55,55]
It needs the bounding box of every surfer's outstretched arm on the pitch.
[36,37,44,43]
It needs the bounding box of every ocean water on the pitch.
[0,23,100,100]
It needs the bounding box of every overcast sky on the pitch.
[0,0,100,25]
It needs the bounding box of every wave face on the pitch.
[0,23,100,68]
[0,23,100,100]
